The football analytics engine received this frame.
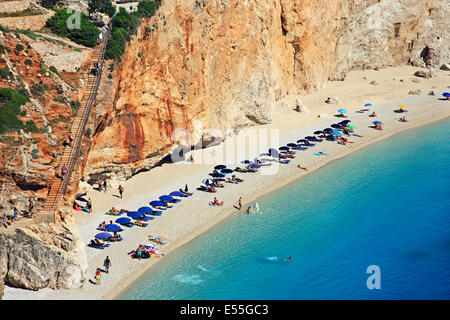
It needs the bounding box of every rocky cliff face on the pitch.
[0,215,87,291]
[84,0,449,184]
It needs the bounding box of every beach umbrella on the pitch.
[105,224,122,232]
[373,121,381,124]
[338,108,347,114]
[127,211,143,218]
[443,92,450,97]
[202,178,215,185]
[279,146,290,151]
[323,128,333,132]
[95,232,112,240]
[116,217,131,224]
[214,165,226,170]
[159,195,174,202]
[170,191,185,197]
[340,120,351,124]
[139,216,153,221]
[331,129,341,136]
[314,130,324,135]
[331,124,341,129]
[150,200,165,207]
[364,103,372,107]
[347,125,356,129]
[398,104,406,109]
[297,139,308,143]
[221,168,233,174]
[138,206,153,214]
[287,143,298,147]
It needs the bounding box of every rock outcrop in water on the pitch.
[84,0,449,185]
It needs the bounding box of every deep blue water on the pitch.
[119,118,450,300]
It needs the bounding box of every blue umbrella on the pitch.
[373,121,381,124]
[442,92,450,97]
[105,224,122,232]
[95,232,112,240]
[314,130,324,135]
[202,178,215,185]
[138,206,153,214]
[331,124,341,129]
[214,165,226,170]
[279,146,290,151]
[127,211,143,218]
[150,200,165,207]
[159,195,174,202]
[339,120,351,124]
[338,108,347,114]
[323,128,333,133]
[297,139,308,143]
[116,217,131,224]
[139,216,153,221]
[287,143,298,147]
[331,129,341,136]
[170,191,185,197]
[221,168,233,174]
[364,103,372,107]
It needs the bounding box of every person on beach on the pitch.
[87,198,92,213]
[188,155,194,163]
[136,245,142,260]
[211,197,223,206]
[103,256,111,273]
[179,188,192,196]
[246,206,253,214]
[118,185,124,198]
[238,197,242,210]
[297,165,308,171]
[28,199,33,216]
[13,207,18,220]
[370,111,377,117]
[95,268,101,285]
[400,116,408,122]
[98,179,103,192]
[103,180,107,192]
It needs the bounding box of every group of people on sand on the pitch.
[94,256,112,285]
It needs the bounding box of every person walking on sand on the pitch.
[87,198,92,213]
[238,197,242,210]
[95,268,101,285]
[103,180,107,192]
[118,185,124,199]
[103,256,111,273]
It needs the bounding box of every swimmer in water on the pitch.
[281,257,293,262]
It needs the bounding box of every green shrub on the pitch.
[24,120,39,133]
[24,59,33,66]
[0,67,12,79]
[15,43,24,52]
[45,9,98,47]
[105,1,162,61]
[70,100,81,116]
[88,0,116,17]
[49,65,58,74]
[0,88,29,134]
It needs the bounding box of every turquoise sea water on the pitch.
[119,118,450,300]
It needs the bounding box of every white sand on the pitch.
[3,66,449,300]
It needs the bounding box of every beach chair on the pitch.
[89,239,110,249]
[135,221,148,227]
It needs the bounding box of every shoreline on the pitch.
[2,66,449,300]
[109,111,450,300]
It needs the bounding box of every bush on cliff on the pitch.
[88,0,116,18]
[105,1,162,61]
[45,9,98,47]
[0,88,29,134]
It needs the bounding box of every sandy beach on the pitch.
[3,65,449,300]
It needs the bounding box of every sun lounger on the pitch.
[89,239,110,249]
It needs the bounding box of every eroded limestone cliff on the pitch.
[84,0,449,185]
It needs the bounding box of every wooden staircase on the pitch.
[39,25,111,221]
